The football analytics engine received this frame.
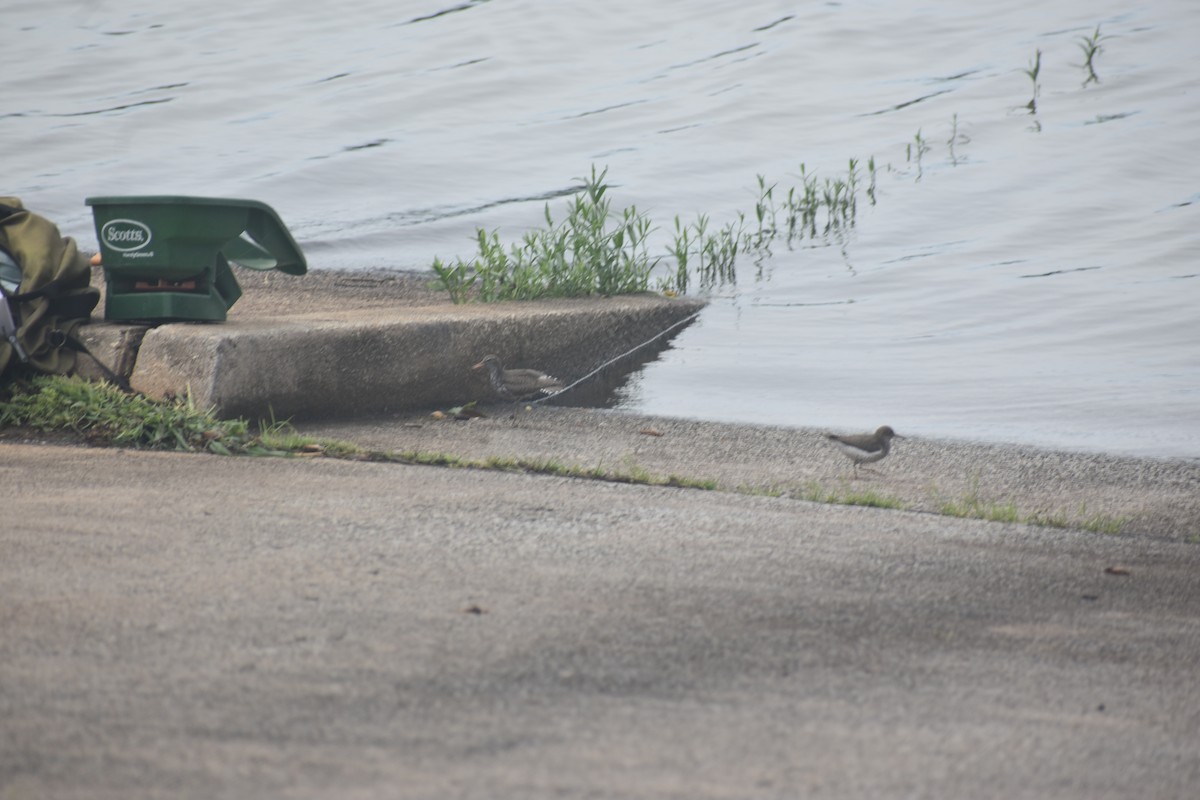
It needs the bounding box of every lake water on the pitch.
[9,0,1199,458]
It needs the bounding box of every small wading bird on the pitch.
[472,354,564,402]
[827,425,902,477]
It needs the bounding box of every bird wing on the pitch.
[829,433,883,453]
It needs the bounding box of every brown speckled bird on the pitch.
[472,354,564,401]
[827,425,902,477]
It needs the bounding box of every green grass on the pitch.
[344,447,719,491]
[1027,505,1129,535]
[0,375,366,459]
[0,375,275,455]
[800,481,907,510]
[257,422,363,459]
[940,495,1022,524]
[736,483,786,498]
[933,476,1128,534]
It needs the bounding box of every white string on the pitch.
[530,306,704,405]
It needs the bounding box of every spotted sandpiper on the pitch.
[827,425,902,477]
[472,354,564,402]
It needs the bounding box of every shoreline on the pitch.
[271,405,1200,541]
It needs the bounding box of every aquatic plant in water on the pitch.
[1076,25,1109,86]
[947,114,969,165]
[906,129,932,180]
[432,159,875,302]
[663,159,873,294]
[1023,48,1042,113]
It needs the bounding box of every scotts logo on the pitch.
[100,219,153,252]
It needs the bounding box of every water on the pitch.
[8,0,1199,458]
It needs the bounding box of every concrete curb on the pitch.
[74,321,147,383]
[83,294,704,420]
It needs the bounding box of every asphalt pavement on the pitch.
[3,428,1199,799]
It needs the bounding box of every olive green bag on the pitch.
[0,197,101,381]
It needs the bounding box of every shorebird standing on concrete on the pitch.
[827,425,902,477]
[472,354,564,402]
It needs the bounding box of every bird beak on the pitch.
[471,360,484,370]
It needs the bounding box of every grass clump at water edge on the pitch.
[432,165,657,303]
[431,159,876,302]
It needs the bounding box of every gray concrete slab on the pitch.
[77,267,704,420]
[128,296,702,420]
[2,442,1199,799]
